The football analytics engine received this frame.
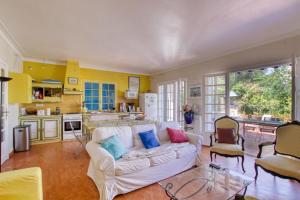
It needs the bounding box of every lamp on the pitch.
[0,76,12,172]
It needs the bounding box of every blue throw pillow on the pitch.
[101,135,128,160]
[139,130,160,149]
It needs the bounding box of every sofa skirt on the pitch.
[87,152,198,200]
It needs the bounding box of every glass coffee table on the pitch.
[159,164,253,200]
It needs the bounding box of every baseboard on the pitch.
[9,151,14,158]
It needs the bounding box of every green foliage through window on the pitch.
[229,64,292,121]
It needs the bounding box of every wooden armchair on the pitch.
[210,115,245,172]
[255,121,300,182]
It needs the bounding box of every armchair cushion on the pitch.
[0,167,43,200]
[210,144,244,156]
[255,155,300,180]
[217,128,235,144]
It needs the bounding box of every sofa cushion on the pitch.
[156,121,181,142]
[92,126,133,149]
[175,143,197,158]
[115,158,150,176]
[149,151,177,166]
[255,155,300,180]
[139,130,160,149]
[101,135,128,160]
[167,128,189,143]
[131,124,158,147]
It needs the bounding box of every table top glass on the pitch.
[159,165,253,200]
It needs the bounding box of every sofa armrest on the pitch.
[0,167,43,200]
[86,141,115,176]
[186,132,203,148]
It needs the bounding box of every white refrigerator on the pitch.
[139,93,157,121]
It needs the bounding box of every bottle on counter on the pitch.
[56,107,61,115]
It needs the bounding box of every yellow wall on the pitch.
[22,61,151,112]
[80,68,150,105]
[23,61,66,82]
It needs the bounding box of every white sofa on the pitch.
[86,121,203,200]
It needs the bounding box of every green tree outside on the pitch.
[229,65,292,121]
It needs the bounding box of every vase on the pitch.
[184,112,194,124]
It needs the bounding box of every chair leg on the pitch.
[254,164,258,181]
[237,157,239,163]
[241,156,245,173]
[214,153,217,159]
[210,152,213,162]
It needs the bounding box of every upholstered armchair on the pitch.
[0,167,43,200]
[210,115,245,172]
[255,121,300,182]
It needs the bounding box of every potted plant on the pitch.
[183,104,194,124]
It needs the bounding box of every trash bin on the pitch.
[13,125,30,152]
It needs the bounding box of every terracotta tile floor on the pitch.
[2,141,300,200]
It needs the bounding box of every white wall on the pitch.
[151,34,300,144]
[0,28,22,163]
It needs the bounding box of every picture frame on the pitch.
[189,85,201,98]
[128,76,140,91]
[68,77,78,85]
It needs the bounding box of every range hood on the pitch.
[63,60,82,95]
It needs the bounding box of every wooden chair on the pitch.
[210,115,246,172]
[255,121,300,182]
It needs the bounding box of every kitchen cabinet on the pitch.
[21,118,41,142]
[8,72,32,103]
[32,83,62,103]
[19,115,62,144]
[42,118,61,140]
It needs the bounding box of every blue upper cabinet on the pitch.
[102,83,116,110]
[84,81,100,111]
[85,82,116,111]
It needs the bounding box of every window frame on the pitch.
[202,60,295,134]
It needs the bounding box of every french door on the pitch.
[158,79,186,122]
[203,74,227,141]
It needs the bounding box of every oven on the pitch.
[62,113,83,140]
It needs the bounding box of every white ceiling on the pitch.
[1,0,300,74]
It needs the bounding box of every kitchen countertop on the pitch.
[19,114,62,119]
[83,112,143,115]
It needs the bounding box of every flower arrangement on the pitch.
[182,104,194,124]
[182,104,194,113]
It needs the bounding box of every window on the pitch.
[157,79,186,122]
[158,85,164,122]
[204,74,226,132]
[102,83,115,111]
[166,83,177,121]
[178,79,187,122]
[85,82,99,111]
[229,64,292,121]
[84,82,116,111]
